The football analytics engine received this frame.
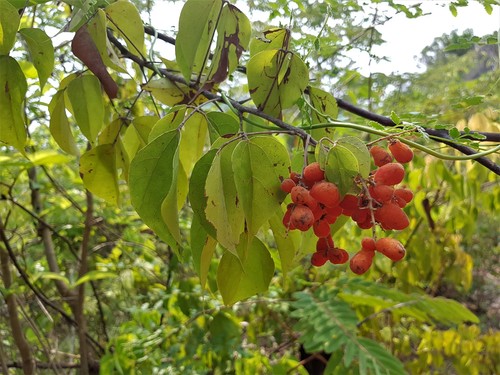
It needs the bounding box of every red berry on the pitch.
[375,237,406,261]
[349,250,374,275]
[389,140,414,164]
[291,186,311,205]
[280,178,296,193]
[311,252,328,267]
[313,219,331,238]
[290,205,314,231]
[310,181,340,208]
[394,188,413,204]
[328,248,349,264]
[370,184,394,202]
[289,171,300,183]
[361,237,376,252]
[340,194,358,216]
[373,163,405,186]
[303,162,325,184]
[370,145,393,167]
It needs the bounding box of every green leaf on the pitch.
[149,106,187,142]
[269,208,300,276]
[79,144,119,205]
[206,111,239,143]
[325,144,359,196]
[176,0,223,82]
[390,111,402,125]
[190,215,217,288]
[31,272,70,286]
[66,74,105,144]
[189,149,217,238]
[247,49,309,117]
[105,0,145,56]
[129,130,181,250]
[449,127,460,139]
[205,140,245,253]
[72,270,117,287]
[337,136,371,178]
[249,28,290,56]
[0,0,19,55]
[309,86,338,121]
[49,91,79,155]
[217,235,274,305]
[18,28,54,89]
[0,56,27,154]
[179,110,208,177]
[204,3,251,88]
[231,136,289,235]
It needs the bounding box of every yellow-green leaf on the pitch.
[0,0,19,55]
[308,86,338,139]
[142,77,191,106]
[28,150,73,166]
[105,0,145,57]
[79,144,119,205]
[18,28,54,89]
[249,28,290,56]
[49,91,79,156]
[217,235,274,305]
[0,56,27,154]
[231,136,289,235]
[66,74,105,144]
[205,140,244,253]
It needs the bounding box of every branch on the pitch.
[336,98,500,175]
[0,217,35,374]
[108,27,500,175]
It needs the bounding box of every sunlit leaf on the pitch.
[105,0,145,56]
[142,78,191,106]
[217,234,274,305]
[79,144,119,205]
[308,86,338,139]
[28,150,73,166]
[249,27,290,56]
[72,270,117,287]
[0,56,27,154]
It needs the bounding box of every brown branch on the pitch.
[0,217,36,374]
[336,98,500,175]
[108,28,500,175]
[75,190,94,375]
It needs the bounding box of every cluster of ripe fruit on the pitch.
[280,139,414,274]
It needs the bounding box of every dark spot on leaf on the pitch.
[235,195,239,206]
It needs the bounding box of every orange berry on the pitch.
[361,237,376,252]
[349,250,374,274]
[373,163,405,186]
[303,162,325,184]
[375,237,406,261]
[280,178,296,193]
[389,140,413,164]
[310,181,340,208]
[290,186,310,205]
[370,145,393,167]
[290,204,314,231]
[374,202,409,230]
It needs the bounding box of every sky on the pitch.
[150,0,499,75]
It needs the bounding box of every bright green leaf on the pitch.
[231,136,289,235]
[79,144,119,205]
[72,270,117,287]
[66,74,105,144]
[217,235,274,305]
[28,150,73,166]
[18,28,54,89]
[249,28,290,56]
[0,56,27,154]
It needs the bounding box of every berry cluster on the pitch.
[280,139,414,275]
[281,162,349,267]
